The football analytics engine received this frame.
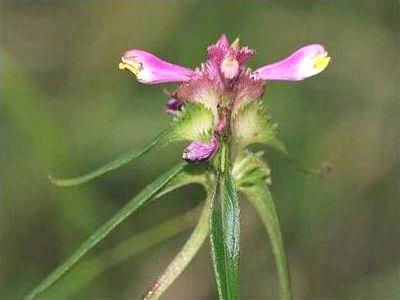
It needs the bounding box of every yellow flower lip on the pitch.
[118,57,141,75]
[313,52,331,71]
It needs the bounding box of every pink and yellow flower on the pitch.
[119,35,330,162]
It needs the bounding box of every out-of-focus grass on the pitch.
[1,1,399,299]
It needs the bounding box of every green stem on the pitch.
[142,197,211,300]
[241,182,292,300]
[24,162,186,300]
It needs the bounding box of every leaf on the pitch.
[240,181,292,300]
[210,169,240,300]
[43,205,200,297]
[24,161,186,300]
[142,190,212,300]
[154,163,210,199]
[49,129,169,186]
[44,165,208,297]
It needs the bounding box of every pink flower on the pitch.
[119,49,194,84]
[182,136,219,163]
[120,35,330,163]
[253,44,331,81]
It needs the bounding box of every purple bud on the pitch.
[164,98,183,115]
[182,136,219,163]
[253,44,331,81]
[119,49,194,84]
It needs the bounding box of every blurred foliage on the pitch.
[1,1,399,299]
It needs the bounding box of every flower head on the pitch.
[120,35,330,163]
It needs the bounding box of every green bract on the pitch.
[167,102,215,143]
[232,151,271,188]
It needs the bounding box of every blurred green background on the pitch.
[1,1,399,299]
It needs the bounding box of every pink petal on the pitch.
[233,72,265,109]
[207,34,230,63]
[216,34,229,49]
[254,44,331,81]
[182,136,219,163]
[119,49,194,84]
[237,46,255,65]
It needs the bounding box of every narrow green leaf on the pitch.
[24,162,186,300]
[44,166,207,297]
[44,205,200,297]
[210,169,240,299]
[142,193,212,300]
[154,163,210,199]
[49,129,169,186]
[240,181,292,300]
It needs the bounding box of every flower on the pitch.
[253,44,331,81]
[119,49,194,84]
[120,35,330,163]
[182,135,219,163]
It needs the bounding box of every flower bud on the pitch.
[164,98,183,115]
[182,136,219,163]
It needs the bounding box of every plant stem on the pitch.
[241,182,292,300]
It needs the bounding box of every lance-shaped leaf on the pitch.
[24,162,186,300]
[240,181,292,300]
[142,193,212,300]
[154,163,210,199]
[49,129,169,186]
[43,205,200,297]
[43,167,209,297]
[210,168,240,299]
